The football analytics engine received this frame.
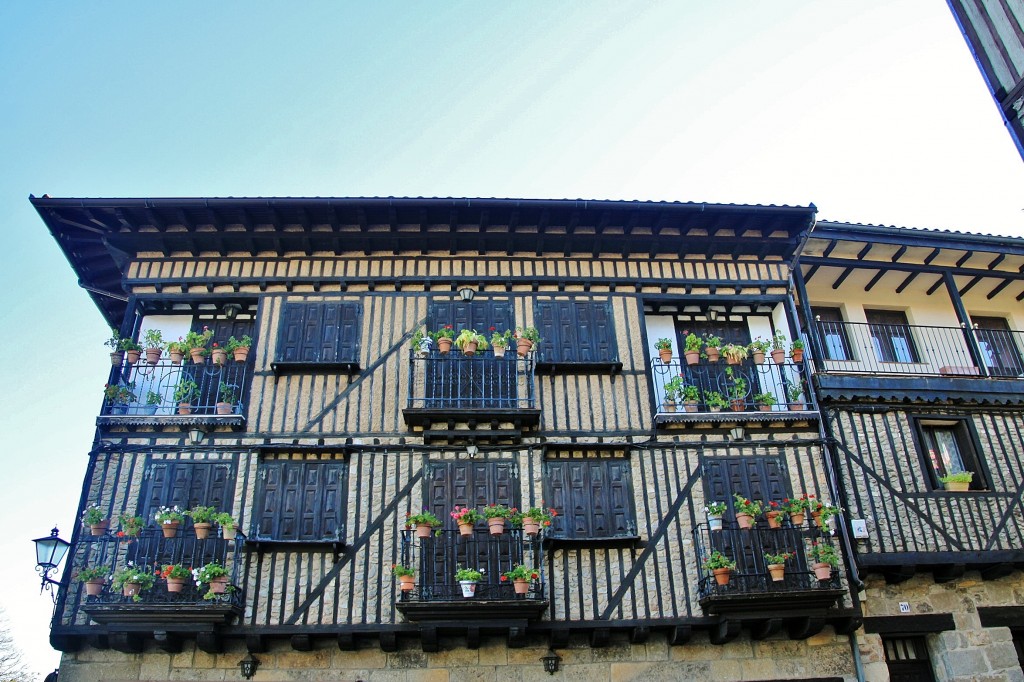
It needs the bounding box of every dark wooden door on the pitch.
[679,319,762,398]
[865,309,919,363]
[884,637,936,682]
[972,316,1024,377]
[190,317,256,411]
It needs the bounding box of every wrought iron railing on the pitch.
[70,527,245,608]
[101,358,249,416]
[650,357,808,413]
[406,350,537,411]
[692,523,841,599]
[812,320,1024,378]
[397,528,545,601]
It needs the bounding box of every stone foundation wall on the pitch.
[57,630,857,682]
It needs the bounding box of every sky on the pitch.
[1,1,1023,676]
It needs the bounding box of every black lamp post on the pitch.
[33,526,70,603]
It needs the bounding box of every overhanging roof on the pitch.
[30,196,817,326]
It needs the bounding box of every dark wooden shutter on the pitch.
[545,458,634,538]
[426,461,517,525]
[426,300,515,408]
[255,459,345,541]
[275,302,360,365]
[702,456,789,510]
[535,300,617,364]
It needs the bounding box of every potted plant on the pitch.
[703,550,736,586]
[705,502,727,531]
[81,503,108,536]
[140,391,162,416]
[75,566,108,597]
[781,495,811,525]
[703,334,723,363]
[158,563,192,593]
[213,512,238,540]
[807,496,843,528]
[704,391,728,412]
[808,542,838,580]
[105,328,125,366]
[112,563,156,601]
[154,505,185,538]
[121,338,143,365]
[209,341,228,366]
[173,378,200,415]
[187,505,218,539]
[654,337,674,364]
[406,510,442,539]
[226,335,252,362]
[764,550,794,581]
[184,327,213,364]
[392,564,416,592]
[482,504,511,535]
[770,330,788,364]
[167,338,187,364]
[662,376,684,412]
[142,329,165,364]
[435,325,455,353]
[510,506,556,537]
[748,338,770,364]
[790,339,805,363]
[754,392,777,412]
[683,332,702,365]
[765,500,785,528]
[681,383,701,412]
[193,561,230,599]
[217,382,238,415]
[722,343,748,365]
[787,382,805,411]
[514,326,541,357]
[940,471,973,492]
[490,328,512,358]
[103,382,138,415]
[732,494,763,529]
[454,566,484,597]
[454,329,489,356]
[501,564,540,595]
[725,367,747,411]
[116,513,144,538]
[449,506,483,536]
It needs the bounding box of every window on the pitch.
[882,637,936,682]
[274,301,361,370]
[865,309,919,363]
[544,449,636,540]
[971,315,1024,378]
[913,417,987,491]
[253,457,346,542]
[534,300,619,367]
[813,307,853,361]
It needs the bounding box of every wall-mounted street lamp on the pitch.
[33,527,70,603]
[189,427,207,445]
[729,426,746,442]
[223,303,243,320]
[541,650,561,675]
[239,653,259,679]
[458,287,476,302]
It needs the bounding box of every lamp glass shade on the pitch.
[189,427,206,444]
[34,529,70,568]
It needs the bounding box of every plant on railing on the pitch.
[733,494,763,529]
[514,326,541,357]
[103,382,138,406]
[662,375,684,405]
[144,391,162,407]
[454,329,490,355]
[75,566,108,582]
[725,367,747,409]
[705,502,727,530]
[225,335,252,362]
[753,392,777,410]
[154,505,185,537]
[142,329,165,363]
[501,564,540,593]
[723,343,748,364]
[787,382,805,405]
[217,382,238,414]
[454,566,484,582]
[939,471,973,492]
[766,500,786,527]
[187,505,217,524]
[117,513,145,538]
[654,337,674,364]
[173,378,199,407]
[790,338,805,362]
[681,383,700,402]
[167,339,188,364]
[748,337,770,354]
[112,564,156,602]
[806,495,843,527]
[704,391,728,411]
[703,334,723,353]
[771,330,787,351]
[392,563,416,591]
[81,503,105,527]
[808,541,839,579]
[510,506,556,536]
[489,328,512,349]
[703,550,736,585]
[193,561,231,600]
[104,329,123,352]
[449,506,483,535]
[185,327,214,363]
[159,563,192,593]
[408,510,442,537]
[764,550,794,581]
[212,512,238,539]
[411,329,434,356]
[482,504,511,519]
[780,496,810,524]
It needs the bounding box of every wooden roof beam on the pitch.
[831,267,854,290]
[891,245,907,262]
[821,240,838,259]
[924,248,941,265]
[987,278,1013,300]
[864,269,886,292]
[956,251,974,268]
[988,253,1006,270]
[958,276,982,296]
[895,271,920,294]
[926,278,944,296]
[856,243,872,260]
[803,264,820,284]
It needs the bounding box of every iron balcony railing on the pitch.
[693,523,842,600]
[651,357,809,414]
[397,528,545,601]
[101,359,249,416]
[406,349,537,411]
[812,320,1024,378]
[70,526,244,609]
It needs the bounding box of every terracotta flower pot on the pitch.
[789,512,805,525]
[145,348,163,364]
[110,351,124,366]
[190,348,206,364]
[169,350,184,365]
[89,520,109,536]
[125,349,142,364]
[438,337,453,354]
[415,524,433,539]
[462,341,478,356]
[771,349,786,364]
[768,564,786,582]
[85,579,105,597]
[789,403,806,411]
[211,348,227,365]
[513,579,530,595]
[726,353,742,365]
[458,522,474,537]
[122,582,142,598]
[162,521,180,538]
[812,511,824,529]
[233,347,250,362]
[178,402,192,415]
[216,401,233,415]
[751,351,766,364]
[736,512,754,529]
[488,517,506,535]
[813,562,833,580]
[493,345,507,358]
[166,577,186,593]
[712,568,731,586]
[662,401,677,413]
[208,576,229,594]
[791,348,804,363]
[766,511,782,528]
[399,575,415,591]
[522,518,541,536]
[516,338,533,357]
[194,522,212,539]
[659,348,673,364]
[684,400,699,413]
[221,524,237,540]
[684,350,700,366]
[706,347,721,363]
[730,399,746,412]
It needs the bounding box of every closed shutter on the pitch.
[255,459,346,541]
[535,300,617,364]
[275,302,360,366]
[545,457,635,538]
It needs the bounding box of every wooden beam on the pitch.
[924,248,941,265]
[986,278,1013,300]
[864,270,886,292]
[895,271,920,294]
[956,251,974,267]
[709,620,740,645]
[891,245,907,262]
[787,617,825,640]
[831,267,854,290]
[749,618,783,640]
[958,276,982,296]
[856,243,872,260]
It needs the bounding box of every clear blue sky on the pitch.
[1,1,1022,676]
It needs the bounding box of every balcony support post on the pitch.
[943,271,990,377]
[791,270,828,371]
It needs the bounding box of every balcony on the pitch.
[74,527,244,634]
[97,358,249,430]
[651,357,816,426]
[693,523,844,616]
[811,321,1024,402]
[395,528,547,624]
[403,350,540,441]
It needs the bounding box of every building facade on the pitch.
[30,196,1024,681]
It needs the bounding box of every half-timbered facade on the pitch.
[796,222,1024,681]
[31,196,874,681]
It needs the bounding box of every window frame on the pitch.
[865,308,920,364]
[813,306,854,362]
[542,447,638,546]
[272,300,362,373]
[910,415,989,492]
[534,299,621,372]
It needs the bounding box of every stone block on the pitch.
[985,640,1020,671]
[389,651,428,669]
[806,630,838,647]
[140,655,171,679]
[408,670,452,682]
[368,670,414,682]
[610,660,711,682]
[448,666,496,682]
[191,649,218,669]
[428,647,479,668]
[945,648,989,677]
[276,649,332,669]
[862,661,890,682]
[476,643,509,666]
[592,643,633,663]
[506,646,551,666]
[334,647,388,669]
